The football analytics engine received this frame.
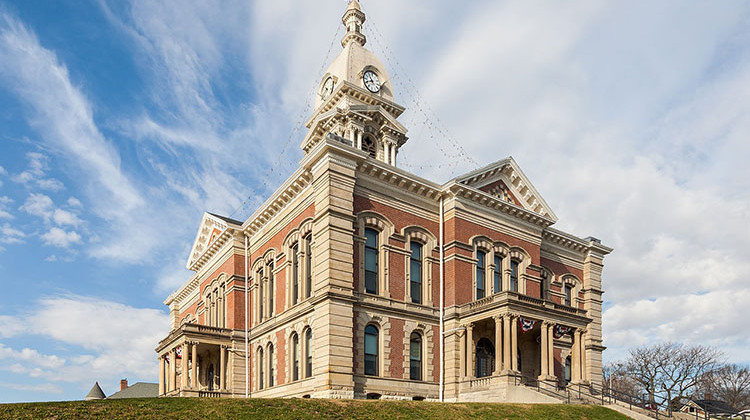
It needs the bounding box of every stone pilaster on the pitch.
[308,145,358,398]
[158,355,165,395]
[493,316,502,375]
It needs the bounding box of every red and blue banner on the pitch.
[519,317,537,333]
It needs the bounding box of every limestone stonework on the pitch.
[155,0,612,402]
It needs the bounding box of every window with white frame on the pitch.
[476,250,486,299]
[364,228,379,295]
[364,324,379,376]
[409,242,423,304]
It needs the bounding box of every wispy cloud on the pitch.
[11,152,64,192]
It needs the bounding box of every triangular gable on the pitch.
[186,212,241,270]
[455,157,558,222]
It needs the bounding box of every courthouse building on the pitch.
[155,0,612,402]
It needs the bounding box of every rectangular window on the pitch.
[292,243,299,305]
[410,242,422,304]
[364,228,378,294]
[510,260,519,292]
[494,255,502,294]
[305,330,313,378]
[409,334,422,381]
[565,284,573,306]
[364,326,378,376]
[305,234,312,298]
[476,250,486,299]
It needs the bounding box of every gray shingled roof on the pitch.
[85,382,106,400]
[207,212,242,226]
[107,382,158,399]
[693,399,739,415]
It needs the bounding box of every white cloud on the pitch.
[0,294,167,391]
[40,227,81,248]
[19,193,53,220]
[10,152,65,192]
[0,196,12,220]
[52,208,82,228]
[0,165,6,175]
[0,382,64,394]
[0,223,25,245]
[66,197,82,208]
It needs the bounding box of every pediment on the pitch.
[185,212,241,270]
[456,157,558,222]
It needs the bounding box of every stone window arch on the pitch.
[252,250,277,326]
[256,346,264,390]
[356,313,390,377]
[471,236,493,301]
[492,243,509,294]
[267,342,275,388]
[202,274,227,328]
[290,331,300,382]
[356,212,395,297]
[560,275,581,307]
[508,247,531,295]
[362,136,378,159]
[403,226,437,306]
[283,219,314,309]
[475,337,495,378]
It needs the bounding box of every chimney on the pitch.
[120,379,128,391]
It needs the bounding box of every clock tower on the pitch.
[302,0,408,167]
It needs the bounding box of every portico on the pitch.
[156,323,237,397]
[453,290,590,400]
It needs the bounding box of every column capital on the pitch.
[542,320,554,327]
[494,314,503,322]
[464,322,474,330]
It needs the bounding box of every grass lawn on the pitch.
[0,398,632,420]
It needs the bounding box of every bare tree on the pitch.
[695,364,750,409]
[622,342,724,410]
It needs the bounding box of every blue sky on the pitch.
[0,0,749,403]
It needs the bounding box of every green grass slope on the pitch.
[0,398,632,420]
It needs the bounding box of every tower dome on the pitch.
[303,0,408,166]
[314,0,395,110]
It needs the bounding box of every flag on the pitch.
[519,317,537,333]
[553,325,572,339]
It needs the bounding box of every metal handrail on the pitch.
[513,373,671,419]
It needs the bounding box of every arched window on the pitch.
[364,228,378,294]
[205,294,212,326]
[268,344,275,387]
[476,250,486,299]
[564,355,572,384]
[564,284,573,306]
[292,333,300,381]
[362,136,377,158]
[510,260,519,292]
[292,243,299,305]
[258,267,265,322]
[409,332,422,381]
[410,242,423,304]
[258,347,264,390]
[305,234,312,298]
[475,338,495,378]
[494,255,502,294]
[364,325,378,376]
[305,329,313,378]
[268,261,275,316]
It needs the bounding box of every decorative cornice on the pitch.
[448,182,555,229]
[242,170,313,236]
[542,227,613,255]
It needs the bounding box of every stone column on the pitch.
[579,330,587,382]
[459,327,466,378]
[170,348,177,391]
[159,355,165,395]
[466,323,474,378]
[547,325,555,377]
[356,130,362,150]
[181,344,189,390]
[540,322,549,378]
[510,315,518,372]
[191,342,198,389]
[494,316,503,374]
[503,315,511,372]
[571,329,580,383]
[220,345,227,390]
[390,143,397,166]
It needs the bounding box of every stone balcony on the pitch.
[461,291,588,319]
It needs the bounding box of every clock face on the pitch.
[322,77,334,99]
[363,70,381,93]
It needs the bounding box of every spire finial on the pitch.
[341,0,366,47]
